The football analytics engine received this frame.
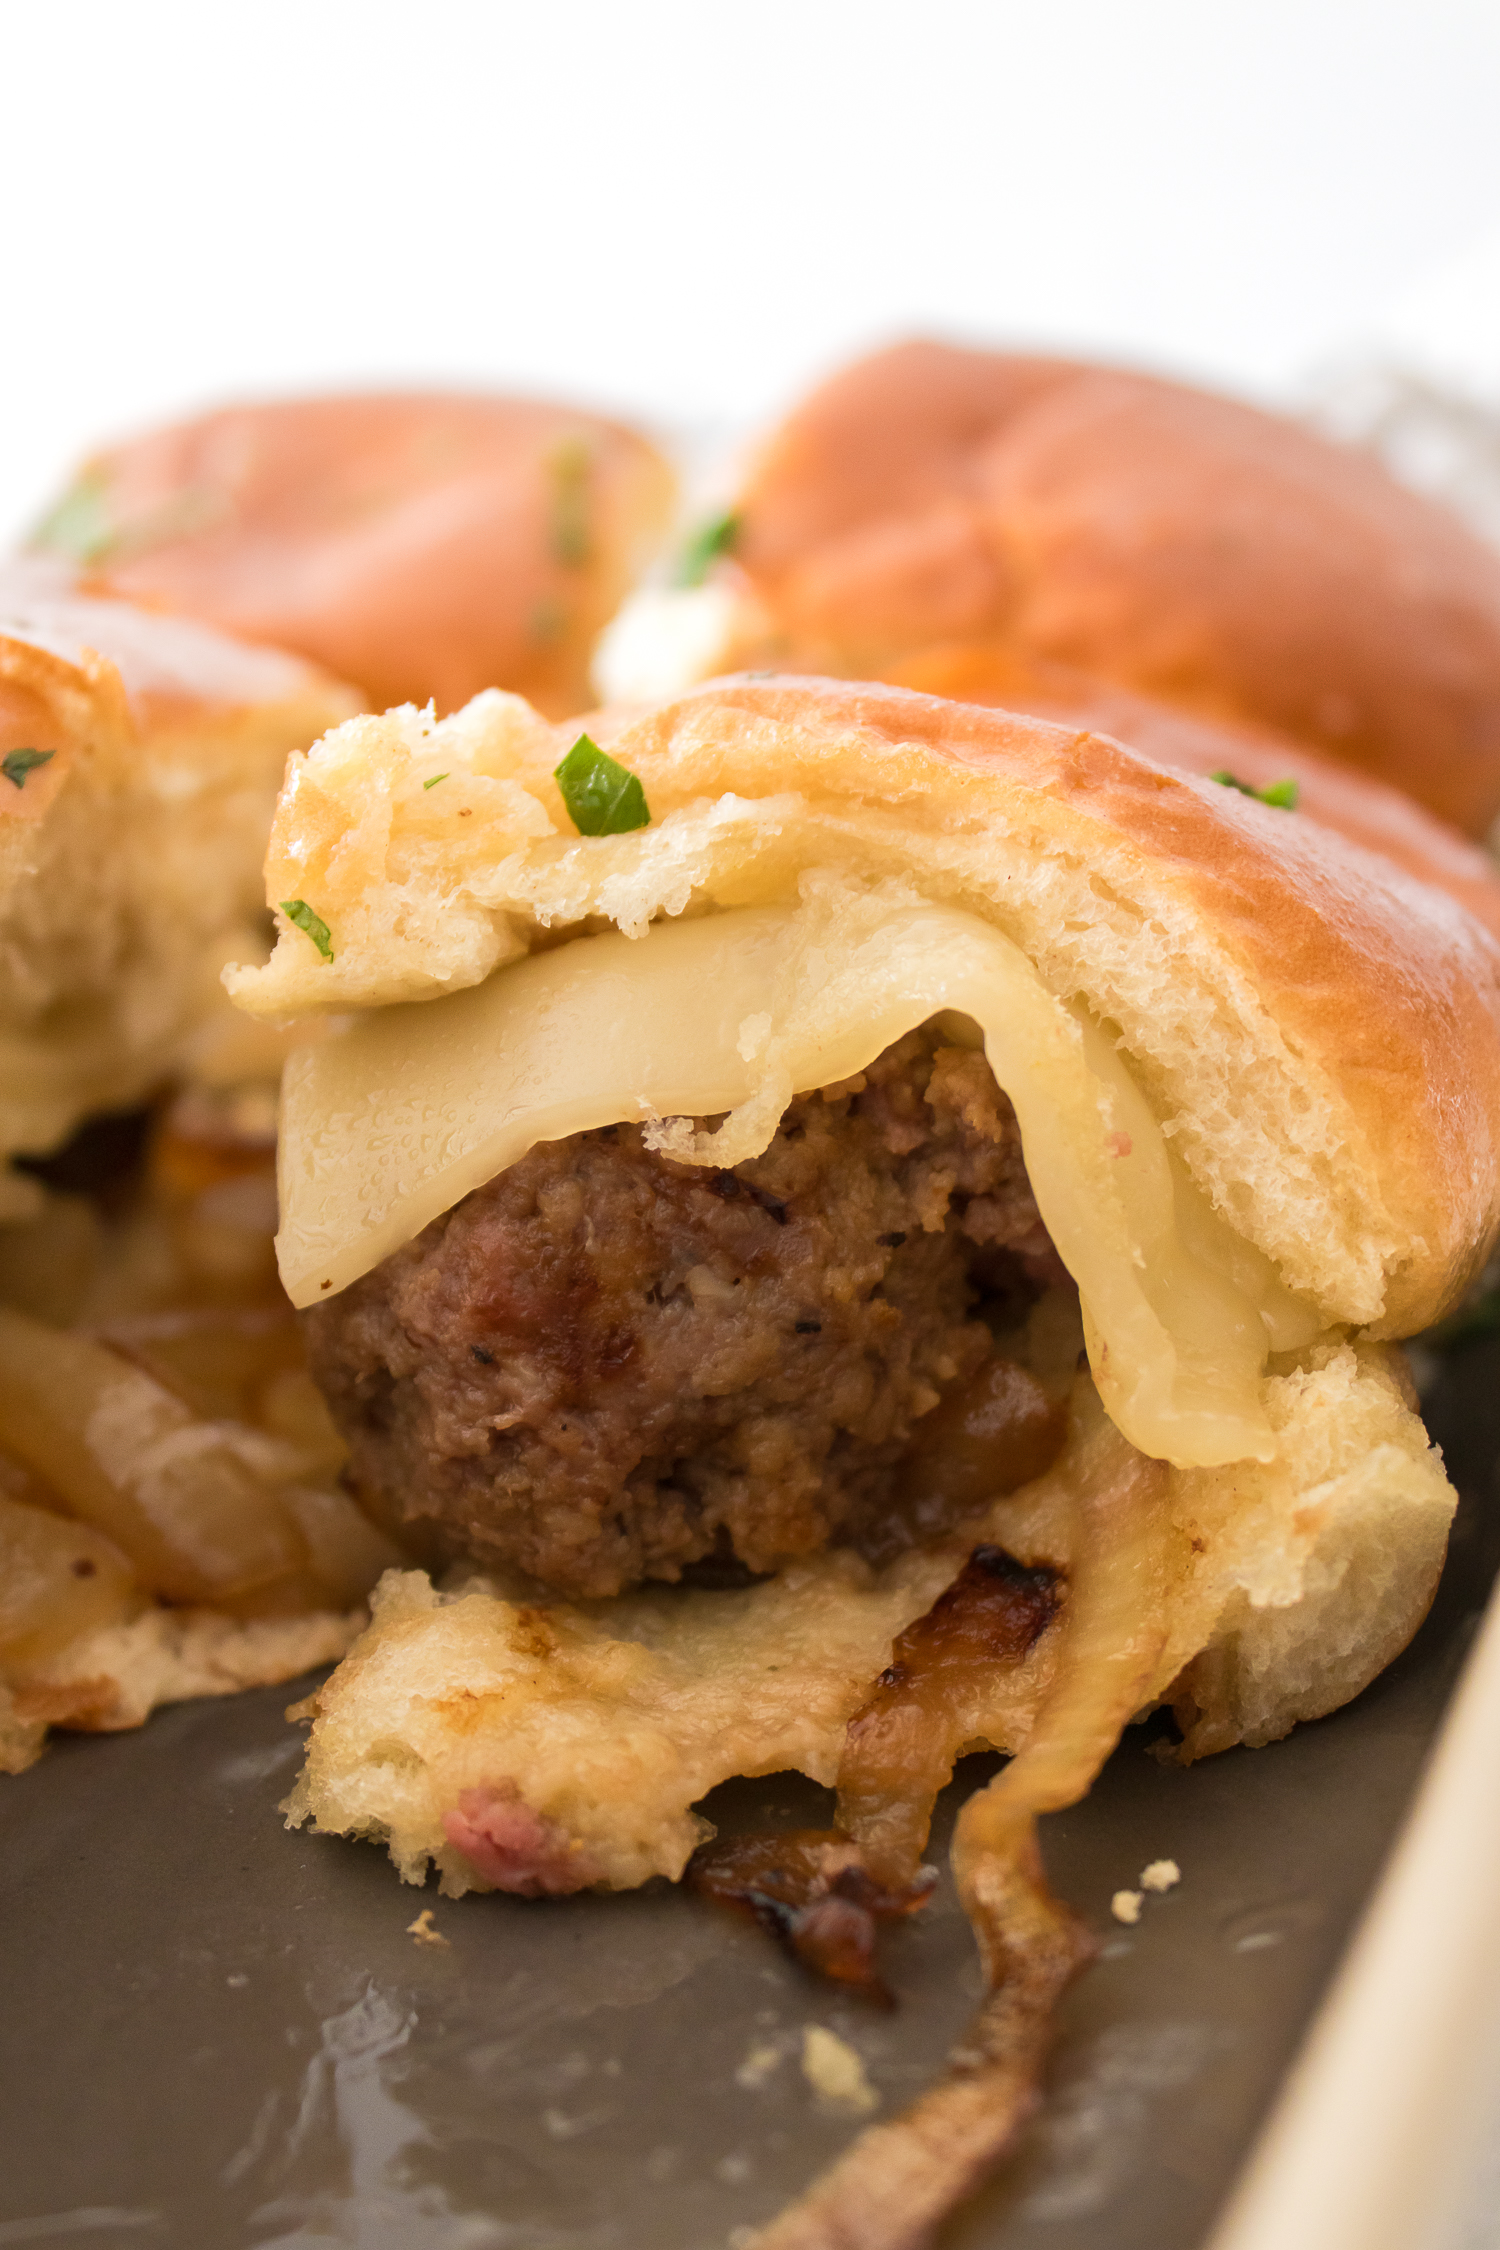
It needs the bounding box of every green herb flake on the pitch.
[2,747,56,790]
[553,733,651,837]
[1209,769,1300,811]
[549,436,593,569]
[673,508,740,588]
[422,772,449,791]
[27,474,119,565]
[279,898,334,961]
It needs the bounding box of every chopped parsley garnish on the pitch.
[29,475,225,568]
[553,733,651,836]
[422,772,449,790]
[1210,769,1300,810]
[27,473,118,565]
[673,507,740,588]
[2,747,56,790]
[279,898,334,960]
[549,437,592,568]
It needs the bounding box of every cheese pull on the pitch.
[277,884,1322,1468]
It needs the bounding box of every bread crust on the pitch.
[241,672,1500,1337]
[0,557,353,738]
[592,675,1500,1334]
[31,394,675,721]
[0,562,359,1161]
[887,645,1500,943]
[729,342,1500,834]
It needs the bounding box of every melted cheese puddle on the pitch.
[277,893,1322,1467]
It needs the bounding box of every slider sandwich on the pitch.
[0,559,359,1208]
[29,391,676,721]
[0,566,403,1777]
[600,341,1500,835]
[232,676,1500,2246]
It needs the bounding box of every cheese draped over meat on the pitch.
[277,878,1321,1470]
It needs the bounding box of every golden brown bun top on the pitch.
[0,564,360,1162]
[0,558,354,733]
[889,643,1500,944]
[0,558,359,833]
[731,342,1500,835]
[26,393,675,722]
[236,669,1500,1334]
[599,675,1500,1332]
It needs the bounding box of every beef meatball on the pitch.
[303,1027,1062,1596]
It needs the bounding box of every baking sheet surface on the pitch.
[2,1344,1496,2250]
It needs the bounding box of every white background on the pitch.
[4,6,1500,2244]
[4,0,1500,539]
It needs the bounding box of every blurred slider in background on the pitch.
[26,391,676,720]
[599,339,1500,840]
[0,391,677,1771]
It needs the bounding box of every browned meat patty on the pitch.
[302,1028,1064,1597]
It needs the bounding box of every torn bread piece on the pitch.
[230,673,1499,2248]
[0,559,360,1200]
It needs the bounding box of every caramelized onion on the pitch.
[755,1389,1175,2250]
[0,1495,141,1670]
[92,1307,306,1428]
[687,1832,935,2003]
[837,1545,1062,1883]
[862,1354,1070,1563]
[691,1537,1063,2003]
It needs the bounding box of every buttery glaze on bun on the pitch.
[28,392,675,721]
[0,560,359,1198]
[670,342,1500,834]
[239,675,1500,1341]
[227,665,1491,1765]
[239,673,1495,2243]
[888,643,1500,943]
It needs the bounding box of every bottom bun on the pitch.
[283,1342,1452,1898]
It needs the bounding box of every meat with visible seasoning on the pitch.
[303,1028,1064,1596]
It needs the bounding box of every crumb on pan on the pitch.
[736,2040,785,2091]
[1111,1889,1144,1925]
[1140,1858,1181,1892]
[801,2025,879,2113]
[406,1907,449,1947]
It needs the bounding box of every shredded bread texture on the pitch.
[1,568,358,1169]
[1,1603,363,1775]
[283,1344,1451,1896]
[228,683,1500,1336]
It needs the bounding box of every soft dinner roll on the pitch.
[0,560,359,1203]
[236,674,1500,1340]
[616,342,1500,835]
[245,670,1488,2244]
[223,677,1499,1893]
[28,391,676,720]
[246,670,1493,2250]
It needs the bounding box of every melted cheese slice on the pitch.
[277,895,1322,1468]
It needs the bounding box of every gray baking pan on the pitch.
[2,1337,1496,2250]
